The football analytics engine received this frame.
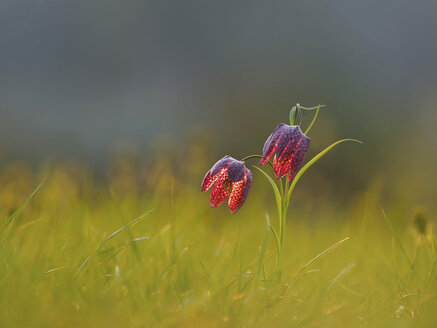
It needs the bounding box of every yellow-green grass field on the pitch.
[0,153,435,327]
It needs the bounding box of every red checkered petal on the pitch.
[278,154,293,178]
[210,169,231,207]
[201,156,233,192]
[228,175,246,213]
[201,170,217,192]
[272,155,285,179]
[272,131,310,180]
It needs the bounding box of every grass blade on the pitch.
[381,208,412,268]
[2,179,45,230]
[327,262,356,290]
[290,237,350,285]
[257,213,271,273]
[77,208,154,273]
[270,223,280,255]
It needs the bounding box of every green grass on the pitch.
[0,160,435,327]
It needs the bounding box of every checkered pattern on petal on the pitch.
[202,157,253,213]
[262,124,310,180]
[260,124,287,165]
[210,169,231,207]
[228,176,246,213]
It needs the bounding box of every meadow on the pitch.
[0,142,435,327]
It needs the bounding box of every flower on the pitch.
[260,123,310,182]
[201,156,253,213]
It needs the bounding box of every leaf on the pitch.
[286,139,362,201]
[253,166,282,219]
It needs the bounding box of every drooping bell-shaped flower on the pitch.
[260,123,310,182]
[201,156,253,213]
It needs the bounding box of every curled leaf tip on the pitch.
[343,138,363,144]
[300,104,326,110]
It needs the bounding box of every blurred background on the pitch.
[2,3,437,326]
[0,0,436,207]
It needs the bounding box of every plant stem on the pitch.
[239,154,274,169]
[304,105,320,135]
[239,154,263,162]
[277,176,289,273]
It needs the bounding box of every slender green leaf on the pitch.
[287,139,362,201]
[254,166,282,219]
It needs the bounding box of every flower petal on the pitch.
[272,155,285,179]
[228,169,253,214]
[275,125,298,160]
[201,170,217,192]
[271,127,310,179]
[210,169,231,207]
[210,156,233,177]
[288,135,310,182]
[260,124,287,165]
[277,126,303,162]
[227,160,246,182]
[241,169,253,204]
[228,180,245,213]
[277,134,310,181]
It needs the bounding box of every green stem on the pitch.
[280,196,286,253]
[239,154,273,169]
[289,104,326,126]
[277,176,290,271]
[280,177,287,249]
[304,105,321,135]
[299,104,326,110]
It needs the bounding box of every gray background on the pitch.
[1,0,436,169]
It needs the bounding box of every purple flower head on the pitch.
[201,156,253,213]
[260,124,310,182]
